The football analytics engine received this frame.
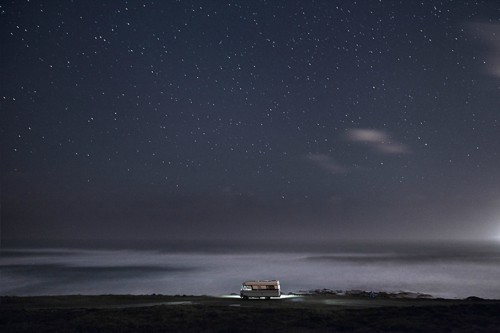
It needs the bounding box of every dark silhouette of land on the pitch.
[2,294,500,332]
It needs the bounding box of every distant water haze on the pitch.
[2,240,500,299]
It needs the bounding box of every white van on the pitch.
[240,280,281,299]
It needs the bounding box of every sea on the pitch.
[2,240,500,299]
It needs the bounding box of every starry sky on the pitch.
[1,0,499,244]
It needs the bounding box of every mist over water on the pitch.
[2,240,500,299]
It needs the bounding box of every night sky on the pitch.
[1,0,499,244]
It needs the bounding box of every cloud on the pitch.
[346,129,387,143]
[345,129,410,154]
[307,154,347,174]
[466,22,500,78]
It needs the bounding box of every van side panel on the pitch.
[240,280,281,298]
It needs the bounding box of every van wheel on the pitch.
[266,297,270,300]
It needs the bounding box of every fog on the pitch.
[3,241,500,299]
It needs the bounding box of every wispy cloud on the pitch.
[345,129,410,154]
[466,22,500,78]
[307,154,347,174]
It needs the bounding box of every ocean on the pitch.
[2,240,500,299]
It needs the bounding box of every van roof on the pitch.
[242,280,279,286]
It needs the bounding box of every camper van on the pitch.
[240,280,281,299]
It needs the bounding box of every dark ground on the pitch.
[1,295,500,332]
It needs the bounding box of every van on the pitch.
[240,280,281,299]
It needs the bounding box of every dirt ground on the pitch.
[2,295,500,332]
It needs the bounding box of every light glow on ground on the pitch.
[219,294,303,299]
